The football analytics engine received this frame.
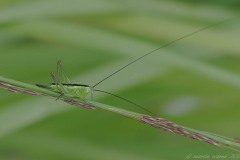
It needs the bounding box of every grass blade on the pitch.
[0,76,239,152]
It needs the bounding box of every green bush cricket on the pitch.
[35,19,230,115]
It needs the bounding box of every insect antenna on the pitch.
[94,89,158,116]
[92,19,230,88]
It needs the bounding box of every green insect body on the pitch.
[36,61,93,101]
[50,84,92,99]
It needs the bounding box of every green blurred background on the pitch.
[0,0,239,159]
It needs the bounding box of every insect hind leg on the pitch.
[51,71,67,93]
[57,60,71,84]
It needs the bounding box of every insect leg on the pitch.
[51,71,68,94]
[56,92,64,101]
[90,88,94,100]
[57,60,71,84]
